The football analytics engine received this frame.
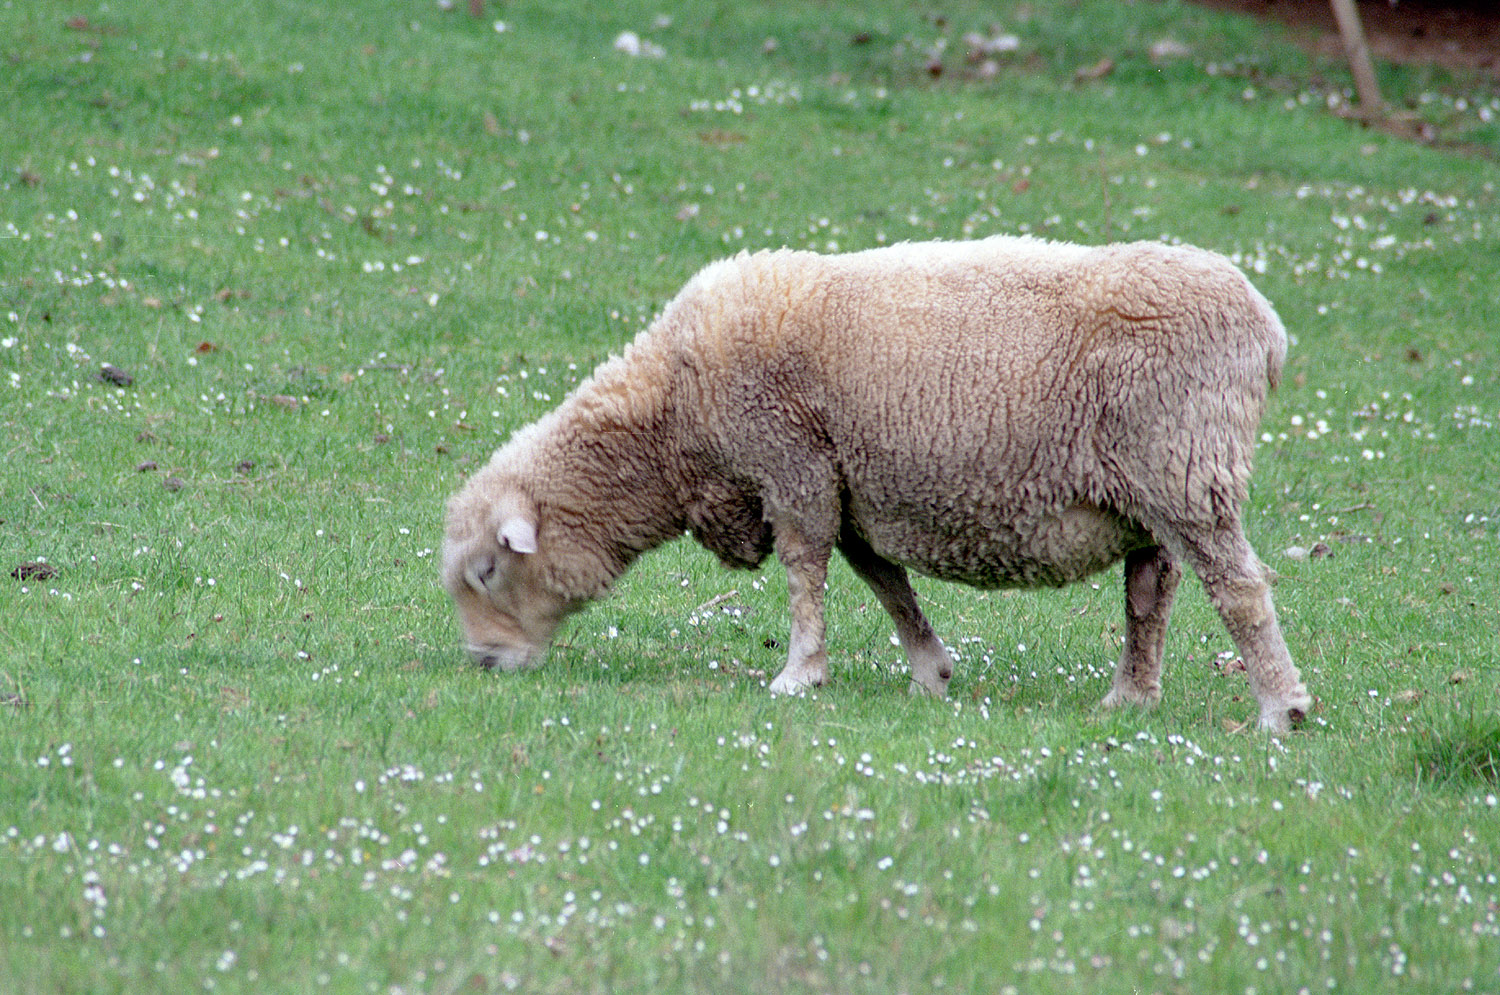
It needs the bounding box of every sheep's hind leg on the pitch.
[838,527,952,697]
[767,518,834,696]
[1102,545,1181,712]
[1175,524,1312,734]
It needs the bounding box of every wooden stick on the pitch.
[693,590,739,615]
[1329,0,1385,117]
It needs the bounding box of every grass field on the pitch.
[3,1,1498,992]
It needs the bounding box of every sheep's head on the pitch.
[441,485,575,672]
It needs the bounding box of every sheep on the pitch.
[442,236,1313,732]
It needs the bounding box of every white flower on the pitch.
[613,30,664,58]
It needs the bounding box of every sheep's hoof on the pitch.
[769,669,823,696]
[1258,693,1315,734]
[1258,712,1291,735]
[1100,684,1161,711]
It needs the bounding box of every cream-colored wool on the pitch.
[443,236,1313,732]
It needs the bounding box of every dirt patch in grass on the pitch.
[10,562,59,582]
[1192,0,1500,78]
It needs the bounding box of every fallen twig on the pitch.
[693,590,739,615]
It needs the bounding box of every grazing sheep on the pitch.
[443,236,1312,732]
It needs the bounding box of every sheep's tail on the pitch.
[1252,285,1288,392]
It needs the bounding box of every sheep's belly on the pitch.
[868,504,1147,590]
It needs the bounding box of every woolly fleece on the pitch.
[442,236,1312,732]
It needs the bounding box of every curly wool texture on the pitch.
[665,237,1281,583]
[444,236,1311,731]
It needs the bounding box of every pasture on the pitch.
[2,1,1497,992]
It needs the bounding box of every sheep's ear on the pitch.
[464,553,497,593]
[498,516,538,555]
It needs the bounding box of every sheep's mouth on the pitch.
[470,644,543,673]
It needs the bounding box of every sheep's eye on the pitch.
[465,555,497,593]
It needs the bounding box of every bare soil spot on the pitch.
[11,562,59,582]
[1191,0,1500,77]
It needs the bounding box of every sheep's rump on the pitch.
[669,237,1285,589]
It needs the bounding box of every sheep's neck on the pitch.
[538,377,689,583]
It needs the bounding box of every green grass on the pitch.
[1414,710,1500,788]
[3,1,1498,992]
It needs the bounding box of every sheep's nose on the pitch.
[471,645,534,672]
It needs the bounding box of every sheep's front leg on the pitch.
[1102,545,1181,711]
[768,519,834,695]
[838,526,952,697]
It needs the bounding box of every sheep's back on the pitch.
[673,238,1283,583]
